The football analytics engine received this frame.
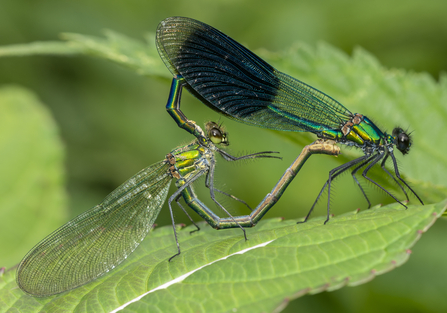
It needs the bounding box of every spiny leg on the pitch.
[213,188,253,211]
[326,155,376,224]
[362,152,407,207]
[217,148,281,161]
[167,199,181,262]
[302,154,371,224]
[350,154,379,208]
[175,194,201,234]
[167,169,207,261]
[206,154,247,240]
[380,154,409,201]
[389,151,424,205]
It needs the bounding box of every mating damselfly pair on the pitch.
[17,16,422,297]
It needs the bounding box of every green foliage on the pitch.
[1,29,446,312]
[0,41,83,57]
[1,201,445,312]
[0,86,66,268]
[60,32,168,78]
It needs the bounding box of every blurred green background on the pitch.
[1,0,446,312]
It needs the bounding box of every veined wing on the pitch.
[156,16,351,133]
[17,161,171,297]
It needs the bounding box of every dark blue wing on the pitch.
[156,16,352,133]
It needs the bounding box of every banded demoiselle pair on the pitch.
[156,16,424,223]
[17,16,423,297]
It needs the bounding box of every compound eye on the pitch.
[392,127,403,138]
[209,127,223,144]
[396,132,411,154]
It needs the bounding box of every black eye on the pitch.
[209,127,223,144]
[392,127,403,138]
[397,133,410,151]
[393,128,411,154]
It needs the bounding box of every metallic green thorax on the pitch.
[319,113,387,149]
[168,143,210,187]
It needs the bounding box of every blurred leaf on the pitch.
[0,42,84,57]
[60,31,169,78]
[2,200,445,312]
[0,86,67,268]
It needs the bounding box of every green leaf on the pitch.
[0,41,84,57]
[0,86,67,268]
[2,200,445,312]
[60,31,169,78]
